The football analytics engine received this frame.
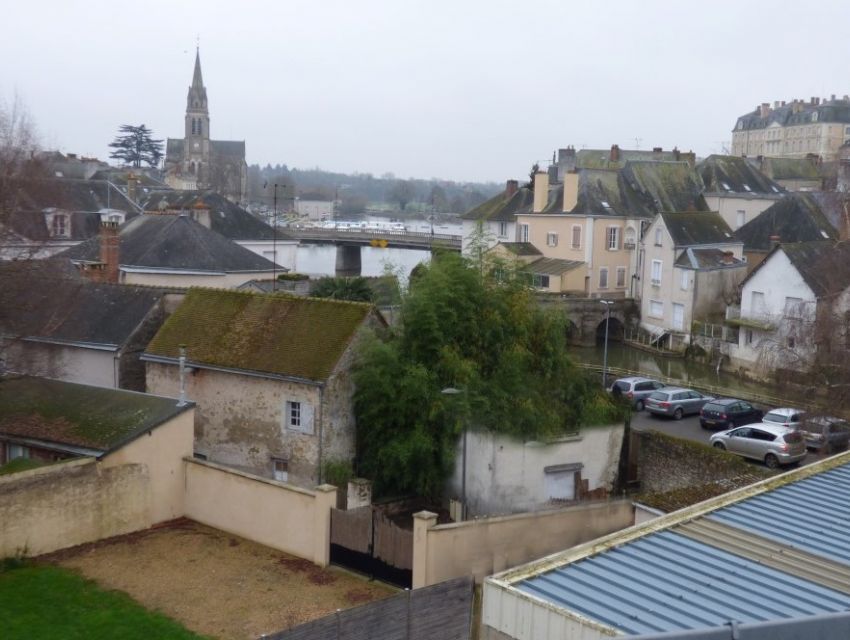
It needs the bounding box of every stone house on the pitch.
[460,180,530,254]
[639,212,745,350]
[487,242,585,294]
[0,272,178,390]
[726,240,850,377]
[697,155,784,231]
[142,288,385,488]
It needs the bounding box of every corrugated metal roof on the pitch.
[514,530,850,636]
[707,463,850,566]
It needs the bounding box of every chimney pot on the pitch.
[505,179,519,197]
[610,144,621,162]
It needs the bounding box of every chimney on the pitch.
[769,234,781,250]
[759,103,771,117]
[533,171,549,213]
[126,173,138,202]
[832,94,836,102]
[99,220,120,283]
[191,198,211,228]
[672,147,681,161]
[609,144,621,163]
[505,179,519,198]
[722,251,735,264]
[547,163,559,183]
[652,147,663,159]
[562,172,579,212]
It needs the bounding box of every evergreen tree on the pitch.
[108,124,164,168]
[310,276,374,302]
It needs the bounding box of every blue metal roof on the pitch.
[514,530,850,636]
[708,463,850,566]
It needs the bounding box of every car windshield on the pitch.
[648,391,668,400]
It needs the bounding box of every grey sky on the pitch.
[2,0,848,183]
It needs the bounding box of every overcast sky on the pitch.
[2,0,848,183]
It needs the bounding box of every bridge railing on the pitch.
[285,226,461,243]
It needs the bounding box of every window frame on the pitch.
[650,259,662,286]
[571,225,582,249]
[649,300,663,318]
[616,266,626,288]
[606,226,620,251]
[546,232,558,247]
[598,267,609,289]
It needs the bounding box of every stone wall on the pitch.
[635,430,769,494]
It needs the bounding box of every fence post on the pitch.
[412,510,438,589]
[313,483,337,567]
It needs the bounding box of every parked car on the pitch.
[762,407,806,429]
[710,423,807,469]
[798,416,850,453]
[699,398,763,430]
[609,377,666,411]
[645,388,714,420]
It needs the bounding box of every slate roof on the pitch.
[660,212,736,247]
[1,178,141,241]
[59,214,277,273]
[211,140,246,158]
[734,98,850,132]
[780,241,850,298]
[144,289,374,382]
[0,275,165,348]
[499,242,542,256]
[754,156,823,181]
[570,169,625,215]
[698,155,784,195]
[138,190,286,241]
[0,374,191,453]
[526,257,584,276]
[461,186,534,221]
[733,193,838,251]
[574,148,679,170]
[674,247,745,270]
[621,162,707,214]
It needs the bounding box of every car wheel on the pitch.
[635,400,644,412]
[765,453,780,469]
[713,441,725,450]
[673,408,684,420]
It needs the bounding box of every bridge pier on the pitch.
[335,244,362,277]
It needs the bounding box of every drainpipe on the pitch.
[317,385,325,485]
[177,344,188,407]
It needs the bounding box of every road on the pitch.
[630,409,829,469]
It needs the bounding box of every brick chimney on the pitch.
[99,220,120,283]
[126,173,138,202]
[505,179,519,198]
[722,251,735,264]
[609,144,621,163]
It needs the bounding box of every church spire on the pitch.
[192,47,204,89]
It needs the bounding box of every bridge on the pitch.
[285,227,462,251]
[536,295,639,347]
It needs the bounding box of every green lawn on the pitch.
[0,564,209,639]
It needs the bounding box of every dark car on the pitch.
[699,398,763,430]
[799,416,850,453]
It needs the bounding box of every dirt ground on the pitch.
[42,520,394,640]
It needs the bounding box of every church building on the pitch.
[164,50,247,203]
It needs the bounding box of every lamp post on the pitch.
[441,386,465,520]
[600,300,613,388]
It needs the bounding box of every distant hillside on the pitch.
[247,164,501,215]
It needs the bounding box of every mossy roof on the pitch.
[145,289,373,382]
[637,474,766,513]
[0,375,191,453]
[461,187,534,222]
[500,242,543,256]
[660,212,736,247]
[698,155,784,195]
[760,157,823,180]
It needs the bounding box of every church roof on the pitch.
[59,214,277,273]
[211,140,246,158]
[192,48,204,89]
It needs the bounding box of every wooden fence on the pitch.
[260,576,473,640]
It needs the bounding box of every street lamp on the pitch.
[600,300,613,388]
[441,387,466,520]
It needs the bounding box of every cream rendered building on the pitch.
[732,96,850,161]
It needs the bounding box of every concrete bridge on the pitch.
[536,295,638,347]
[286,227,461,276]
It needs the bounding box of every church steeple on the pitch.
[185,47,209,141]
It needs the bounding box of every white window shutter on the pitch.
[302,403,315,435]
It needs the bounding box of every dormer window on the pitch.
[47,212,70,238]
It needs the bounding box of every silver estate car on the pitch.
[762,407,806,429]
[609,377,666,411]
[710,423,807,469]
[645,387,714,420]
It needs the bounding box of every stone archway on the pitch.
[595,316,624,344]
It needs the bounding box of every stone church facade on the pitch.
[165,50,247,203]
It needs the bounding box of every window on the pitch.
[498,221,508,238]
[544,463,582,501]
[272,457,289,483]
[736,210,746,228]
[616,266,626,288]
[519,224,529,243]
[7,444,29,462]
[50,214,69,238]
[751,291,765,312]
[787,336,796,349]
[680,269,688,291]
[571,225,581,249]
[532,274,550,289]
[191,118,196,135]
[606,227,620,250]
[197,119,202,135]
[650,260,662,286]
[745,329,754,345]
[285,400,314,434]
[546,232,558,247]
[784,296,803,318]
[654,228,663,247]
[649,300,663,318]
[599,267,608,289]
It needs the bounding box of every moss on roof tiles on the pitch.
[146,289,372,382]
[0,375,188,451]
[461,187,533,222]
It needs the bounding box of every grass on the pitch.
[0,458,45,475]
[0,564,208,640]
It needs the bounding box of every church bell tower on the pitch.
[183,48,210,185]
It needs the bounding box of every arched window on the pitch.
[191,119,196,135]
[197,119,202,136]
